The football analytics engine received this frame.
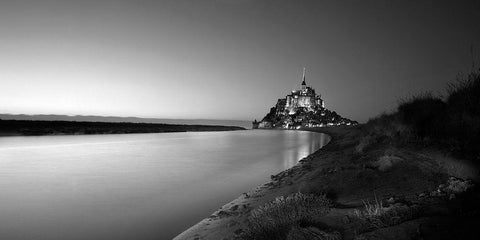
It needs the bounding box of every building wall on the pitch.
[286,96,292,107]
[297,96,312,107]
[258,121,272,128]
[279,86,325,116]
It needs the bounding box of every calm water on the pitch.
[0,130,329,240]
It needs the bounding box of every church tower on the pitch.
[301,67,306,90]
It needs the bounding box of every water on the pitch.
[0,130,329,240]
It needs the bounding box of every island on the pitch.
[253,68,357,129]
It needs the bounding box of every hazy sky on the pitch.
[1,0,479,122]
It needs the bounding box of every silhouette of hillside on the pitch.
[0,119,245,136]
[364,71,480,161]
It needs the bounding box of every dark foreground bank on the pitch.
[175,71,480,240]
[0,119,245,136]
[174,126,480,240]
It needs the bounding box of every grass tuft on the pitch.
[354,193,384,218]
[353,193,420,232]
[244,192,331,240]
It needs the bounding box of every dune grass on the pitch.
[353,194,420,232]
[362,71,480,161]
[244,192,331,240]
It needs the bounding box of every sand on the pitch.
[174,126,479,240]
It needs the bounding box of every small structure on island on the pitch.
[252,119,259,129]
[253,68,357,129]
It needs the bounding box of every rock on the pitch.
[286,226,342,240]
[449,194,456,200]
[242,204,251,211]
[376,155,403,171]
[233,228,244,235]
[445,177,473,194]
[354,218,427,240]
[216,210,231,218]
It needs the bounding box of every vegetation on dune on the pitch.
[364,71,480,161]
[349,71,480,237]
[243,192,335,240]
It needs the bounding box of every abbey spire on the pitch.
[301,67,306,90]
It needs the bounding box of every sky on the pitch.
[0,0,479,122]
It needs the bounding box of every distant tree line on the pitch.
[0,119,245,136]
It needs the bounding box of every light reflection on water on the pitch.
[280,130,330,170]
[0,130,329,240]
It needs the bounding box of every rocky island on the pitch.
[253,68,357,129]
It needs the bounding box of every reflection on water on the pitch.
[281,130,330,169]
[0,130,329,240]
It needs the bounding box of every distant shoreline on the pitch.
[0,119,246,136]
[0,114,252,129]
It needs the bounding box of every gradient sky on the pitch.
[1,0,479,122]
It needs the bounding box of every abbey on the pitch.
[253,68,357,129]
[284,68,324,114]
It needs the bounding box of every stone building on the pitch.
[285,68,324,114]
[274,68,325,116]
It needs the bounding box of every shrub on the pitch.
[364,71,480,161]
[447,72,480,116]
[353,195,419,231]
[360,112,413,150]
[244,192,331,240]
[444,72,480,158]
[397,92,446,138]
